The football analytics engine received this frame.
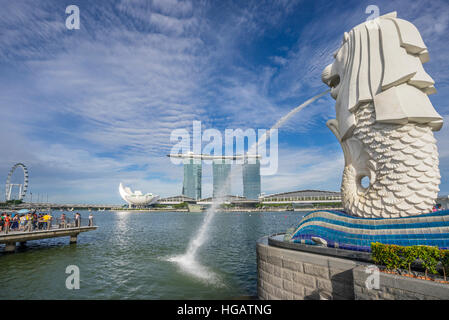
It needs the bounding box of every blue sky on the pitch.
[1,0,448,204]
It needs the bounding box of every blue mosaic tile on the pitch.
[291,210,449,252]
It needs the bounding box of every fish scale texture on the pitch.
[342,103,440,218]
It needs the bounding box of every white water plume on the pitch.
[248,89,330,155]
[168,90,330,284]
[167,191,227,285]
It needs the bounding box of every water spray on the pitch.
[168,89,331,284]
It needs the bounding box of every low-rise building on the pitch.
[158,195,196,205]
[259,190,341,204]
[437,195,449,210]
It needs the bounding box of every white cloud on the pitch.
[1,0,449,203]
[261,145,344,194]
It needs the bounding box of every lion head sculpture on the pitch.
[322,12,443,218]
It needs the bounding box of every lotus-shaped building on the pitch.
[119,183,160,207]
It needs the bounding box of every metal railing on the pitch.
[0,216,94,235]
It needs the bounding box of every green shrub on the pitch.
[384,245,402,271]
[416,246,441,278]
[371,243,446,279]
[440,250,449,281]
[371,242,385,265]
[173,202,188,209]
[401,246,419,274]
[371,243,402,271]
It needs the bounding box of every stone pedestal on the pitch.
[257,237,359,300]
[257,236,449,300]
[69,234,78,244]
[4,242,16,253]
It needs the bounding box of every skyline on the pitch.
[1,0,449,204]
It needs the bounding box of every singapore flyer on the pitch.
[5,163,29,201]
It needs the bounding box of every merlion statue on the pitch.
[322,12,443,218]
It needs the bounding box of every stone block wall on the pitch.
[353,266,449,300]
[257,239,361,300]
[257,238,449,300]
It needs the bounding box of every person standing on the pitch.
[19,214,26,231]
[11,214,19,231]
[25,213,32,232]
[88,213,94,227]
[4,214,10,234]
[38,213,44,230]
[43,213,52,230]
[31,212,37,231]
[60,213,67,228]
[74,213,81,227]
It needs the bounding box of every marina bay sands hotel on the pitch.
[167,153,261,200]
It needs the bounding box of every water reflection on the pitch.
[0,210,306,299]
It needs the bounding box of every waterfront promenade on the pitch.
[0,203,342,212]
[0,224,97,253]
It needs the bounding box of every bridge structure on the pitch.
[0,226,97,253]
[0,216,97,253]
[1,203,124,211]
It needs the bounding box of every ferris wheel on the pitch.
[5,163,29,201]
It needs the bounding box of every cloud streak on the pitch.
[1,0,448,203]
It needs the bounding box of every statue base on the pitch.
[289,210,449,252]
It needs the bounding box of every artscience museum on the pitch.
[119,183,160,207]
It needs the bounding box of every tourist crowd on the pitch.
[0,211,93,234]
[0,211,54,233]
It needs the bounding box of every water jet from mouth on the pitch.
[168,89,330,283]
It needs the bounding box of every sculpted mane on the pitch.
[322,12,443,218]
[322,11,442,141]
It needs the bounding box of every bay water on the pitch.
[0,210,306,299]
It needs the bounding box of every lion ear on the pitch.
[408,55,435,90]
[389,18,427,55]
[380,17,435,93]
[378,19,417,90]
[379,11,397,19]
[373,84,443,131]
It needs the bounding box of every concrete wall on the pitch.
[353,266,449,300]
[257,238,449,300]
[257,239,361,300]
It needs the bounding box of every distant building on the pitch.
[119,183,159,208]
[242,158,261,200]
[159,195,196,204]
[167,153,261,200]
[437,195,449,210]
[197,195,247,204]
[158,190,342,209]
[182,158,202,200]
[259,190,341,203]
[212,159,231,198]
